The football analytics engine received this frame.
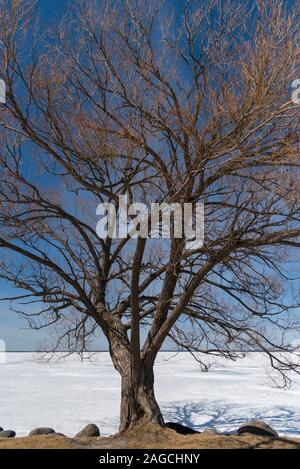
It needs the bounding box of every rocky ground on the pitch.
[1,421,300,449]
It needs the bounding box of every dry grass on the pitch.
[1,423,300,449]
[95,423,300,449]
[0,435,92,449]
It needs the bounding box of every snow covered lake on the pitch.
[1,352,300,437]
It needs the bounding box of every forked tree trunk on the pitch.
[106,317,164,432]
[119,364,164,432]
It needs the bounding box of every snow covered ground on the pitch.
[1,352,300,437]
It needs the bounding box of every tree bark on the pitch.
[119,363,164,432]
[104,315,164,432]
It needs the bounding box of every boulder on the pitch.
[0,430,16,438]
[0,427,2,432]
[237,420,278,438]
[165,422,199,435]
[202,428,218,435]
[75,424,100,438]
[29,427,55,436]
[47,432,66,437]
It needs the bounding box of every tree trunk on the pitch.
[105,316,164,432]
[119,364,164,432]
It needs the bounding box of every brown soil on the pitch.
[0,423,300,449]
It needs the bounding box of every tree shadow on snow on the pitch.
[161,400,300,436]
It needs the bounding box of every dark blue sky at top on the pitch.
[38,0,67,18]
[0,0,299,351]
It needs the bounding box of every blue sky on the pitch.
[0,0,191,351]
[0,0,72,351]
[0,0,298,351]
[0,0,177,351]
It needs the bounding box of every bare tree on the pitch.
[1,0,300,431]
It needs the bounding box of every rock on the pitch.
[29,427,55,436]
[0,427,2,432]
[47,432,66,437]
[237,420,278,438]
[203,428,218,435]
[75,424,100,438]
[165,422,199,435]
[0,430,16,438]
